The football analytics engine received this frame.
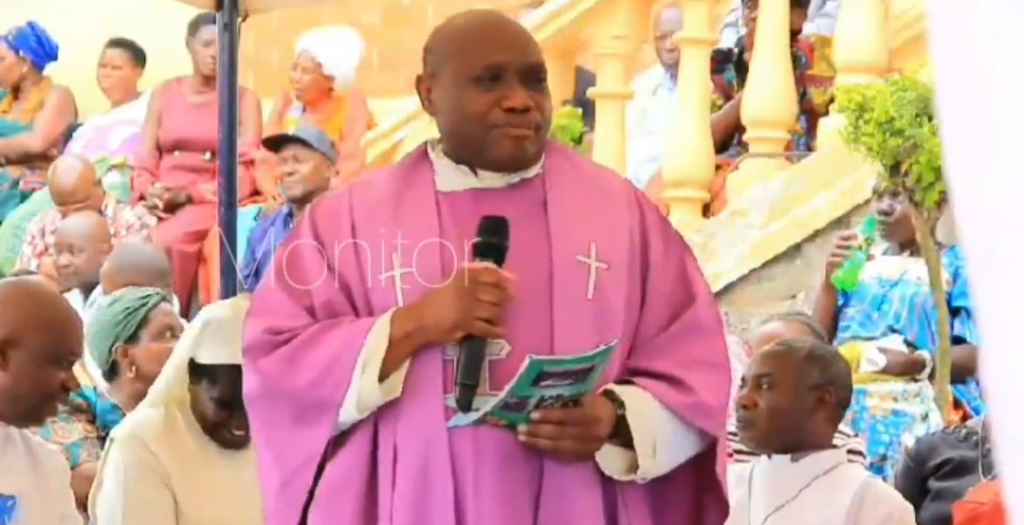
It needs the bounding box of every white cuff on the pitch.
[594,384,710,483]
[335,308,411,433]
[914,350,934,381]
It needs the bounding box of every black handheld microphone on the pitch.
[455,215,510,413]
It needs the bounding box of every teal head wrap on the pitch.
[85,286,170,378]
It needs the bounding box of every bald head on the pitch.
[0,277,80,334]
[56,210,112,244]
[100,241,174,296]
[417,9,550,173]
[49,155,104,215]
[652,1,682,69]
[0,277,82,427]
[422,10,538,76]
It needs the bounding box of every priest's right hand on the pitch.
[402,262,513,347]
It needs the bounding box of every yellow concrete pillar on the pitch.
[816,0,890,150]
[589,0,640,173]
[545,49,577,109]
[728,0,798,192]
[660,0,718,230]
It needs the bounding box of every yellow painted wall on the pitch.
[6,0,203,117]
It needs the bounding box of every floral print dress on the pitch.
[30,386,125,469]
[834,245,981,481]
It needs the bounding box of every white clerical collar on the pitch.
[427,140,544,193]
[763,447,847,466]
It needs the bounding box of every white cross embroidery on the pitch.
[575,242,609,300]
[379,252,413,306]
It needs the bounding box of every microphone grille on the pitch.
[476,215,510,241]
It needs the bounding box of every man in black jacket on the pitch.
[895,416,995,525]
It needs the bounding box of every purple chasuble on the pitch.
[243,142,730,525]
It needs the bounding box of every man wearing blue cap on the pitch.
[239,124,335,291]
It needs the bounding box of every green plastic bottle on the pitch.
[830,216,880,293]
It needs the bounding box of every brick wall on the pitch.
[240,0,527,98]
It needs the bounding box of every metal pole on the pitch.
[216,0,240,298]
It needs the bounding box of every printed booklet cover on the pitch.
[447,340,617,428]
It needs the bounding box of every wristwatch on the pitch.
[600,389,633,449]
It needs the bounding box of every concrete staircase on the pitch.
[717,203,872,338]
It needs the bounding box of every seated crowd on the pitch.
[0,13,373,317]
[0,15,371,522]
[0,0,834,317]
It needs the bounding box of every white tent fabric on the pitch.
[928,0,1022,523]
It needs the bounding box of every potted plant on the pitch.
[836,73,953,419]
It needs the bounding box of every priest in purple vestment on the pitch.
[242,9,731,525]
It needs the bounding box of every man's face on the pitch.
[0,323,82,427]
[653,6,683,70]
[277,142,333,204]
[416,23,552,173]
[53,228,109,290]
[96,47,142,103]
[734,348,817,453]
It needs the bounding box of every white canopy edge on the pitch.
[169,0,332,15]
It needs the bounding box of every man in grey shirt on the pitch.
[718,0,839,47]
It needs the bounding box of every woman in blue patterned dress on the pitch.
[811,188,981,481]
[29,286,182,511]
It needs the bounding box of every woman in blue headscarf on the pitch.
[0,21,77,267]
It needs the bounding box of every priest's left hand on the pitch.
[517,395,617,461]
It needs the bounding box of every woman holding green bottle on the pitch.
[811,189,981,482]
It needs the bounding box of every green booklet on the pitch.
[447,340,617,428]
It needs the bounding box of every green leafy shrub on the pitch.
[549,105,586,149]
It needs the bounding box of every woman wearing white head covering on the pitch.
[88,295,261,525]
[256,24,375,199]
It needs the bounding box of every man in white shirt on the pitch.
[626,0,682,190]
[0,277,85,525]
[53,211,113,322]
[717,0,839,47]
[728,338,914,524]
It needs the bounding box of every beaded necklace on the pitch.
[0,75,53,125]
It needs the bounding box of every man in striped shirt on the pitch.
[727,312,867,467]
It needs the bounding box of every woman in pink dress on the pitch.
[132,11,262,315]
